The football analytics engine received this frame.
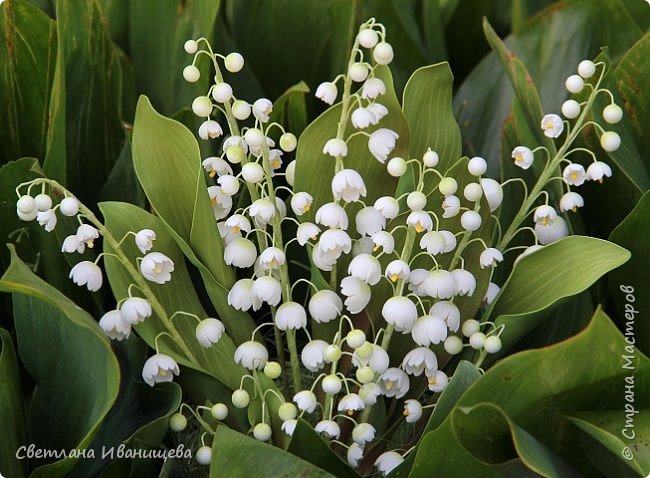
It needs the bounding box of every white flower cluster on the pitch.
[508,59,620,254]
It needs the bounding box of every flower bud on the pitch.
[462,319,480,337]
[346,329,366,349]
[183,65,200,82]
[463,183,483,202]
[264,361,282,379]
[195,446,212,465]
[484,336,502,354]
[253,423,272,441]
[232,389,250,408]
[467,156,487,176]
[184,39,198,54]
[373,42,394,65]
[280,132,297,152]
[358,28,379,48]
[406,191,427,211]
[16,195,36,214]
[231,99,251,120]
[561,99,581,119]
[322,374,342,394]
[565,74,584,94]
[438,177,457,196]
[211,403,228,420]
[169,413,187,431]
[577,60,595,78]
[34,193,52,212]
[423,149,439,167]
[60,197,80,216]
[600,131,621,152]
[224,52,244,73]
[387,157,407,177]
[469,332,486,350]
[603,104,623,124]
[349,63,369,82]
[444,336,464,355]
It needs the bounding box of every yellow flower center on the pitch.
[159,369,167,376]
[154,264,162,274]
[210,196,217,205]
[515,154,523,162]
[346,409,354,416]
[428,376,437,385]
[390,274,399,283]
[373,245,381,252]
[403,409,410,417]
[385,381,394,390]
[272,159,280,168]
[233,226,240,234]
[209,170,216,178]
[310,235,317,241]
[541,217,549,226]
[415,223,423,233]
[570,172,578,180]
[304,204,311,212]
[545,122,553,130]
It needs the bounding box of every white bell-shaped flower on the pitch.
[36,209,57,232]
[249,198,275,226]
[480,178,503,212]
[140,252,175,284]
[258,246,286,270]
[374,196,399,219]
[480,248,504,269]
[315,82,337,104]
[402,347,438,377]
[293,390,318,413]
[319,228,352,257]
[316,202,348,230]
[361,77,386,99]
[535,216,569,245]
[99,310,131,341]
[62,235,84,254]
[378,368,409,398]
[359,382,381,405]
[332,169,367,202]
[375,451,404,476]
[451,269,476,296]
[367,103,388,122]
[371,231,394,254]
[224,237,257,268]
[420,231,446,255]
[563,163,587,186]
[202,156,233,178]
[323,138,348,157]
[351,107,379,129]
[382,296,418,332]
[511,146,534,169]
[422,270,456,299]
[351,423,376,447]
[282,419,297,436]
[407,268,429,296]
[541,114,564,138]
[69,261,103,291]
[406,211,433,233]
[340,276,372,314]
[208,185,233,220]
[429,301,460,332]
[252,276,282,306]
[297,222,321,245]
[347,443,364,468]
[348,254,381,285]
[228,278,261,311]
[134,229,156,254]
[586,161,612,182]
[355,206,385,237]
[533,205,557,226]
[76,224,100,248]
[241,162,264,183]
[120,297,152,325]
[195,318,225,348]
[352,236,374,257]
[301,340,328,372]
[312,242,339,271]
[385,260,410,283]
[411,314,448,345]
[252,98,273,123]
[442,195,461,218]
[427,370,449,393]
[198,120,223,140]
[308,289,343,323]
[217,175,240,196]
[275,301,307,330]
[368,128,399,163]
[560,192,584,212]
[352,344,389,374]
[338,393,365,414]
[290,192,313,216]
[315,420,341,439]
[224,214,251,235]
[485,282,501,305]
[142,354,179,386]
[403,399,423,423]
[234,341,268,370]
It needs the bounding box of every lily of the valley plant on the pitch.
[14,18,623,476]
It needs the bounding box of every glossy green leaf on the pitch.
[50,0,124,203]
[616,31,650,163]
[267,81,310,136]
[486,236,630,350]
[294,65,409,223]
[402,62,461,169]
[99,201,245,391]
[68,338,182,478]
[210,426,336,478]
[223,0,354,101]
[288,419,360,478]
[132,95,255,344]
[608,191,650,355]
[128,0,220,116]
[568,411,650,477]
[454,403,580,477]
[0,0,56,164]
[0,327,26,478]
[0,245,120,478]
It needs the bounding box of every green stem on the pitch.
[497,66,607,251]
[37,179,195,360]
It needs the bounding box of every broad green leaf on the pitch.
[0,245,120,478]
[454,403,580,477]
[568,411,650,478]
[288,419,360,478]
[616,31,650,164]
[454,0,647,175]
[50,0,124,203]
[223,0,354,101]
[294,65,409,223]
[0,327,26,478]
[210,426,336,478]
[402,62,461,169]
[100,139,146,207]
[391,360,481,477]
[485,236,630,350]
[68,338,182,478]
[0,0,56,164]
[267,81,310,137]
[132,95,255,344]
[99,201,246,391]
[609,191,650,355]
[456,309,650,475]
[128,0,220,116]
